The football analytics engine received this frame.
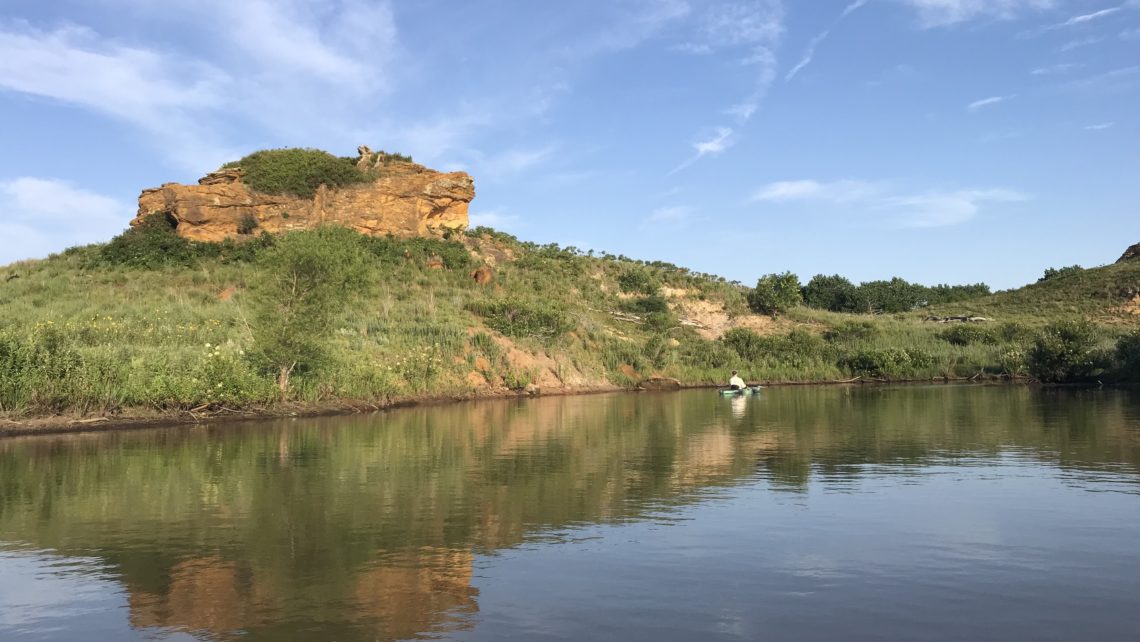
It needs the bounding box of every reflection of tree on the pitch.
[0,386,1137,640]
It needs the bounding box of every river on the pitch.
[1,385,1138,641]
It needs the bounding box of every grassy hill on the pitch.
[0,218,1137,422]
[925,259,1140,322]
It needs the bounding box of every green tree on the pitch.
[1114,330,1140,382]
[1027,320,1102,383]
[246,227,374,394]
[802,274,859,312]
[747,272,803,316]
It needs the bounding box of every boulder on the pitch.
[132,147,474,242]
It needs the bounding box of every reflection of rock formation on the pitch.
[354,548,477,640]
[126,550,477,641]
[128,556,249,639]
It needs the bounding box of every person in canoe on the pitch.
[728,370,747,391]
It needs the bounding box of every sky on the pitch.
[0,0,1137,289]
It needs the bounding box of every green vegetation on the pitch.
[748,272,803,316]
[800,273,990,313]
[0,221,1137,420]
[220,147,414,198]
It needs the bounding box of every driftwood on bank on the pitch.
[922,315,989,323]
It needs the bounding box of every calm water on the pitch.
[1,386,1139,641]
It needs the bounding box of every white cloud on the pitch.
[1031,63,1081,75]
[670,127,735,174]
[752,178,1028,227]
[1061,36,1104,51]
[0,178,129,264]
[1058,6,1123,27]
[754,179,881,202]
[785,0,869,82]
[1122,27,1140,39]
[644,205,693,225]
[476,146,557,181]
[1085,122,1116,130]
[467,208,520,231]
[894,0,1058,28]
[967,95,1015,111]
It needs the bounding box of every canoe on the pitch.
[719,386,761,396]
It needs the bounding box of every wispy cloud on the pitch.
[785,0,869,82]
[467,208,520,231]
[1122,27,1140,39]
[0,178,129,264]
[1085,122,1116,130]
[1058,6,1124,27]
[1031,62,1081,75]
[474,146,557,182]
[1060,36,1103,51]
[670,127,735,174]
[967,95,1015,111]
[753,178,1028,227]
[894,0,1059,28]
[642,205,694,228]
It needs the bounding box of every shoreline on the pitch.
[0,375,1032,439]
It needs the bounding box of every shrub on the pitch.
[359,236,472,270]
[722,328,765,361]
[96,213,195,268]
[237,213,259,235]
[839,347,933,378]
[224,148,370,198]
[803,274,859,312]
[1114,331,1140,382]
[465,299,573,340]
[1038,265,1083,283]
[619,295,669,314]
[247,227,375,394]
[823,320,880,343]
[617,267,660,295]
[937,325,997,346]
[747,272,802,316]
[1027,320,1102,383]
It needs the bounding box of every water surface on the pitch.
[1,386,1138,641]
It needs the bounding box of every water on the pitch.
[1,385,1138,641]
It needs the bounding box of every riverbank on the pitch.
[0,375,1036,438]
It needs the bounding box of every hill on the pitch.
[0,146,1137,424]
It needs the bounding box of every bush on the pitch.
[619,295,669,314]
[359,235,472,270]
[748,272,802,316]
[237,213,259,235]
[803,274,859,312]
[1027,320,1103,383]
[96,213,195,269]
[1114,331,1140,382]
[823,320,880,343]
[247,227,375,393]
[839,347,933,378]
[224,148,371,198]
[617,267,660,295]
[937,325,997,346]
[1039,265,1083,283]
[722,328,765,361]
[466,299,573,340]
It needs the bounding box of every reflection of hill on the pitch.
[1,386,1138,640]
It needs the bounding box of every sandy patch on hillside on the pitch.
[673,297,779,339]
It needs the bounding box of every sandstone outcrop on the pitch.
[1118,242,1140,263]
[132,146,474,242]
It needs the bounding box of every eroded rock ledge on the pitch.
[133,146,474,242]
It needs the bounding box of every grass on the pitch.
[0,227,1137,419]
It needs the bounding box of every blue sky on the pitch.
[0,0,1136,289]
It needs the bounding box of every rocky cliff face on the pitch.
[133,147,474,242]
[1118,242,1140,263]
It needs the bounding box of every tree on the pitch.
[802,274,859,312]
[747,272,802,316]
[246,227,373,395]
[1027,320,1102,383]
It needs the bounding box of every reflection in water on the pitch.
[0,386,1138,641]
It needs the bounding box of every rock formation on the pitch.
[1118,242,1140,263]
[132,146,474,242]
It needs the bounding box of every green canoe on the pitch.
[719,386,762,396]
